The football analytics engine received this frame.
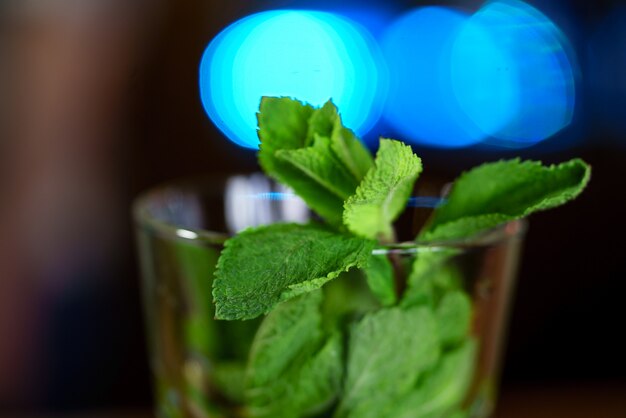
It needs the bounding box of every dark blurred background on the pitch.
[0,0,625,413]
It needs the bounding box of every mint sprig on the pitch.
[435,290,472,348]
[213,223,374,320]
[277,135,359,201]
[363,254,397,307]
[245,291,342,418]
[385,339,477,418]
[344,139,422,241]
[209,97,591,418]
[258,97,373,226]
[336,306,440,418]
[420,158,590,241]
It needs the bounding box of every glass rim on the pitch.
[133,176,528,252]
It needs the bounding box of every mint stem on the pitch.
[380,230,406,300]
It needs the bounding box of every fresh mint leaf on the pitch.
[363,254,397,306]
[258,97,343,225]
[257,97,314,172]
[401,249,461,309]
[246,292,342,418]
[344,139,422,241]
[436,291,472,348]
[401,271,435,309]
[246,291,322,386]
[258,97,373,226]
[306,100,339,143]
[306,100,374,180]
[420,158,590,241]
[336,306,440,418]
[446,410,470,418]
[290,332,343,416]
[386,339,477,418]
[221,98,593,418]
[331,118,374,180]
[403,253,469,346]
[213,223,375,320]
[277,135,360,201]
[247,335,343,418]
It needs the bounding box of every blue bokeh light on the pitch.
[452,0,577,146]
[382,7,485,149]
[199,10,385,149]
[381,1,576,149]
[588,6,626,142]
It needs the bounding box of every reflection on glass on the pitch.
[225,173,309,233]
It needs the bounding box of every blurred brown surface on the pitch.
[495,384,626,417]
[3,385,625,417]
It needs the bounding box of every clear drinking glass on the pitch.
[133,174,526,418]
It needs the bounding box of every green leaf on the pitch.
[213,223,375,320]
[336,306,440,418]
[246,292,343,418]
[401,249,461,309]
[306,100,339,143]
[277,135,360,200]
[344,139,422,240]
[305,99,374,180]
[257,97,373,226]
[446,410,470,418]
[331,118,374,180]
[258,97,314,173]
[248,335,343,418]
[387,339,477,418]
[420,158,591,241]
[290,332,343,415]
[246,292,323,387]
[436,291,472,348]
[258,97,344,225]
[363,254,397,306]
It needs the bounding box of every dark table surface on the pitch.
[4,384,625,418]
